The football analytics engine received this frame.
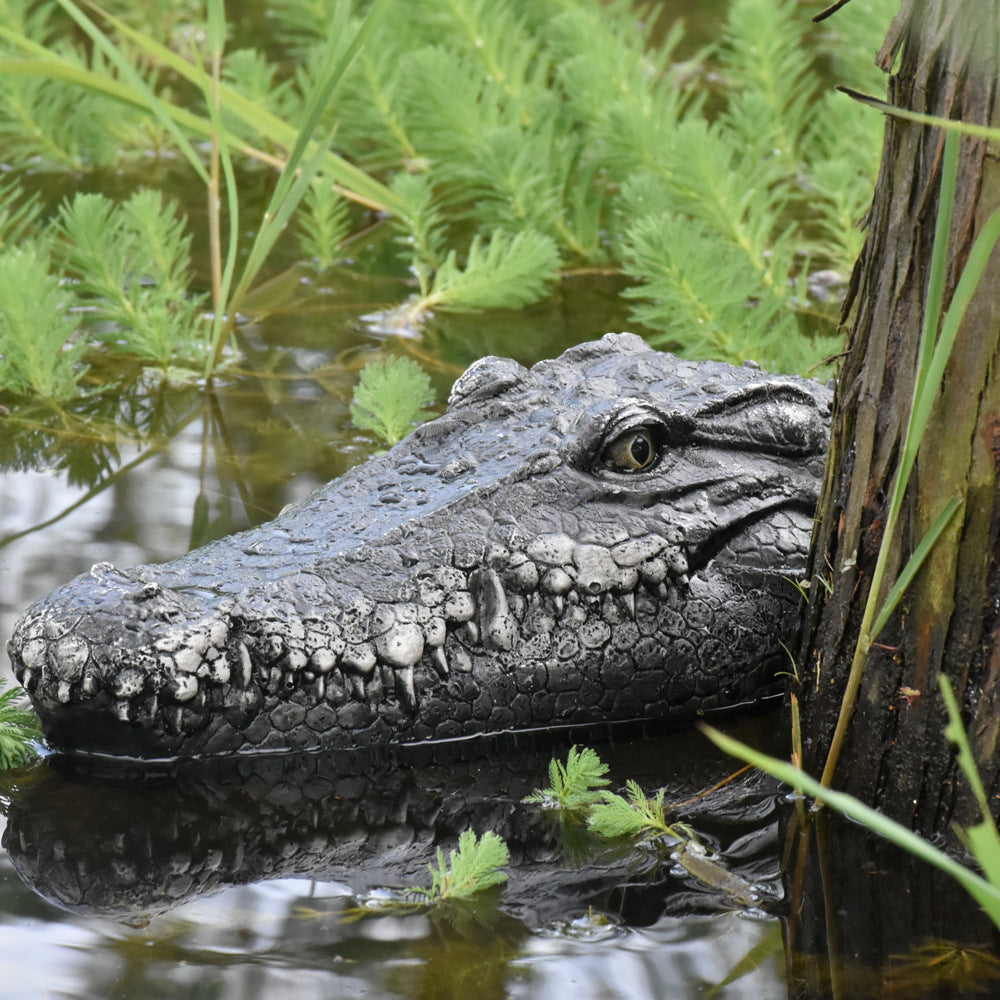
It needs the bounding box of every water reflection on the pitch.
[0,729,786,999]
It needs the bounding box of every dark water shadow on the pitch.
[1,722,784,927]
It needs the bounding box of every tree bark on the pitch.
[797,0,1000,836]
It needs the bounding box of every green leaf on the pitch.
[54,190,207,368]
[349,357,436,448]
[870,497,963,642]
[297,178,350,272]
[419,829,510,901]
[703,724,1000,932]
[588,781,676,840]
[0,678,41,770]
[524,745,610,811]
[422,229,560,314]
[940,676,1000,890]
[0,244,87,399]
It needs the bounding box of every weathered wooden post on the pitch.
[799,0,1000,834]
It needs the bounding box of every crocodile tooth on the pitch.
[424,616,447,647]
[209,619,229,648]
[443,591,475,623]
[165,706,184,733]
[143,695,158,723]
[172,674,199,702]
[19,638,46,672]
[235,642,253,687]
[175,647,203,674]
[113,668,145,699]
[114,699,131,722]
[477,568,516,651]
[460,621,480,645]
[639,557,668,586]
[342,642,376,674]
[348,674,365,699]
[658,582,670,599]
[375,623,424,669]
[540,567,573,595]
[396,664,417,713]
[208,660,230,684]
[57,680,73,704]
[619,592,636,619]
[432,646,449,678]
[553,595,564,616]
[51,634,89,681]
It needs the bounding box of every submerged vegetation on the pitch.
[0,0,895,417]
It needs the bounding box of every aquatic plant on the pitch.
[349,356,437,447]
[0,678,41,770]
[0,0,896,406]
[416,829,510,902]
[529,745,762,905]
[524,744,611,811]
[706,676,1000,932]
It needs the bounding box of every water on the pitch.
[0,732,789,999]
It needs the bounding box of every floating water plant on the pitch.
[0,678,41,770]
[416,830,510,902]
[349,356,437,447]
[524,744,611,811]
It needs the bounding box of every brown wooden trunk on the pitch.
[797,0,1000,836]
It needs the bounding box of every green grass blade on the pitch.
[202,0,240,374]
[939,675,1000,890]
[839,87,1000,144]
[702,724,1000,930]
[230,0,398,301]
[869,496,962,641]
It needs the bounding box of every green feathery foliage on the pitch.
[54,191,208,368]
[524,744,611,811]
[349,357,437,447]
[587,780,691,841]
[0,245,87,399]
[419,230,561,314]
[417,829,510,901]
[0,178,42,253]
[0,0,898,404]
[297,178,350,272]
[0,678,41,770]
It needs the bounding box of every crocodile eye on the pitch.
[604,428,658,472]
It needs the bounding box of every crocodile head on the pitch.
[8,333,832,759]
